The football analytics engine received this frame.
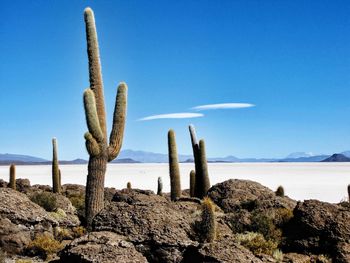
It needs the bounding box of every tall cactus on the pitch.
[9,164,16,190]
[52,138,60,193]
[199,139,210,196]
[168,129,181,201]
[189,125,210,198]
[190,170,195,197]
[157,177,163,196]
[83,7,128,228]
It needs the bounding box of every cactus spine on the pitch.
[9,164,16,190]
[83,7,128,229]
[52,138,61,193]
[190,170,195,197]
[168,129,181,201]
[201,197,216,242]
[189,125,210,198]
[157,177,163,196]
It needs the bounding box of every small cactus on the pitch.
[276,186,285,197]
[168,129,181,201]
[200,197,216,242]
[9,164,16,190]
[189,125,210,199]
[157,177,163,196]
[52,138,61,193]
[190,170,195,197]
[127,182,132,190]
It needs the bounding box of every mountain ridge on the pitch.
[1,149,349,165]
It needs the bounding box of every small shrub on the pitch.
[69,194,85,221]
[240,199,259,211]
[55,227,72,241]
[273,249,283,262]
[30,192,57,212]
[250,212,282,243]
[236,232,278,255]
[72,226,86,238]
[275,186,285,197]
[0,249,6,263]
[273,208,293,227]
[26,234,63,259]
[15,259,33,263]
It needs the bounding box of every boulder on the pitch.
[92,188,263,262]
[0,179,7,188]
[15,178,31,193]
[284,200,350,262]
[0,188,57,254]
[59,231,147,263]
[208,179,296,213]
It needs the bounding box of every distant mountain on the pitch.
[286,152,314,159]
[341,151,350,158]
[118,149,192,163]
[1,149,349,165]
[111,158,141,163]
[321,154,350,162]
[279,155,330,162]
[0,153,48,163]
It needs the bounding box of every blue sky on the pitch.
[0,0,349,160]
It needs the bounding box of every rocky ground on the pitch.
[0,178,349,262]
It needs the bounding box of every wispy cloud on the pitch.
[138,113,204,121]
[192,103,255,111]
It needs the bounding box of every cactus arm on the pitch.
[108,82,128,162]
[189,124,199,146]
[199,139,210,196]
[84,132,101,156]
[84,7,107,138]
[84,88,104,142]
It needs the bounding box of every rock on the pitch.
[49,194,80,228]
[282,253,311,263]
[208,179,296,213]
[15,178,31,193]
[182,237,263,263]
[0,179,7,188]
[32,184,52,192]
[59,231,148,263]
[61,184,85,198]
[284,199,350,262]
[0,188,57,254]
[92,188,263,262]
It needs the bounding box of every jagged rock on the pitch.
[208,179,296,213]
[0,188,57,254]
[59,231,147,263]
[182,237,263,263]
[49,194,80,227]
[0,179,7,188]
[92,188,264,262]
[282,253,311,263]
[284,199,350,262]
[15,178,31,193]
[61,184,85,198]
[32,184,52,192]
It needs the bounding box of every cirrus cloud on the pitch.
[192,103,255,111]
[138,112,204,121]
